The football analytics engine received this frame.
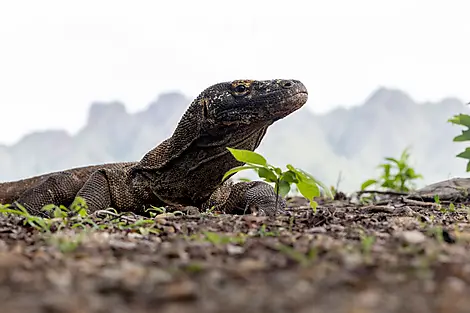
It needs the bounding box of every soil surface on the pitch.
[1,195,470,313]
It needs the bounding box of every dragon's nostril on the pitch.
[281,80,293,88]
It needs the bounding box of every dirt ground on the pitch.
[0,195,470,313]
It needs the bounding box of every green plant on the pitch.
[360,232,376,255]
[428,226,445,243]
[202,231,246,245]
[447,202,456,213]
[357,228,376,264]
[448,113,470,171]
[223,148,333,211]
[275,243,317,266]
[257,224,279,237]
[47,232,86,253]
[361,147,423,192]
[0,203,55,233]
[0,199,162,236]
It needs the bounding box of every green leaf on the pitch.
[384,157,400,166]
[456,148,470,160]
[53,207,67,218]
[448,114,470,128]
[286,164,297,171]
[0,208,28,217]
[277,180,291,197]
[237,177,252,182]
[281,170,298,184]
[204,231,226,245]
[293,169,315,185]
[222,165,260,181]
[77,207,88,217]
[226,148,267,166]
[361,179,377,190]
[294,168,333,199]
[405,168,422,179]
[257,168,278,182]
[297,180,320,201]
[381,180,395,189]
[381,164,391,178]
[41,204,57,212]
[298,169,316,182]
[309,200,318,211]
[454,129,470,142]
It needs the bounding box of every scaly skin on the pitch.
[0,79,308,217]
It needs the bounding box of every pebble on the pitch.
[161,280,198,301]
[399,230,426,244]
[109,240,137,250]
[309,227,327,233]
[226,244,244,255]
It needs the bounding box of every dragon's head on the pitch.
[196,79,308,132]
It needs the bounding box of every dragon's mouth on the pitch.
[288,91,308,106]
[213,91,308,126]
[273,91,308,117]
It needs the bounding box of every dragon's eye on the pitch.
[231,82,251,97]
[234,85,247,93]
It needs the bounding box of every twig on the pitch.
[335,171,343,193]
[402,198,440,207]
[401,206,431,223]
[362,205,395,213]
[356,190,409,196]
[92,209,138,223]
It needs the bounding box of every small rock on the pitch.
[329,224,345,232]
[0,252,27,268]
[148,269,173,283]
[182,206,201,215]
[226,244,244,255]
[399,230,426,244]
[309,227,327,233]
[155,213,177,219]
[128,233,144,240]
[243,216,268,223]
[121,263,147,288]
[109,240,137,250]
[163,226,175,234]
[238,258,267,271]
[445,276,466,292]
[356,289,382,308]
[161,280,197,301]
[46,270,72,289]
[343,253,363,268]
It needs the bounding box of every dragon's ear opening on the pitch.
[200,98,209,119]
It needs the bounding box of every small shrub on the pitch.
[223,148,333,211]
[361,148,423,193]
[448,113,470,171]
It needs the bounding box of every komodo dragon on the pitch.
[0,79,308,217]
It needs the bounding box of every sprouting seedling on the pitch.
[223,148,333,212]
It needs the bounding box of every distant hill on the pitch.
[1,87,469,192]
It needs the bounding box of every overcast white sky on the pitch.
[0,0,469,144]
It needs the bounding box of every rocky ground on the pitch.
[0,194,469,313]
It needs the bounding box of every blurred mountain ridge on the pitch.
[1,87,468,192]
